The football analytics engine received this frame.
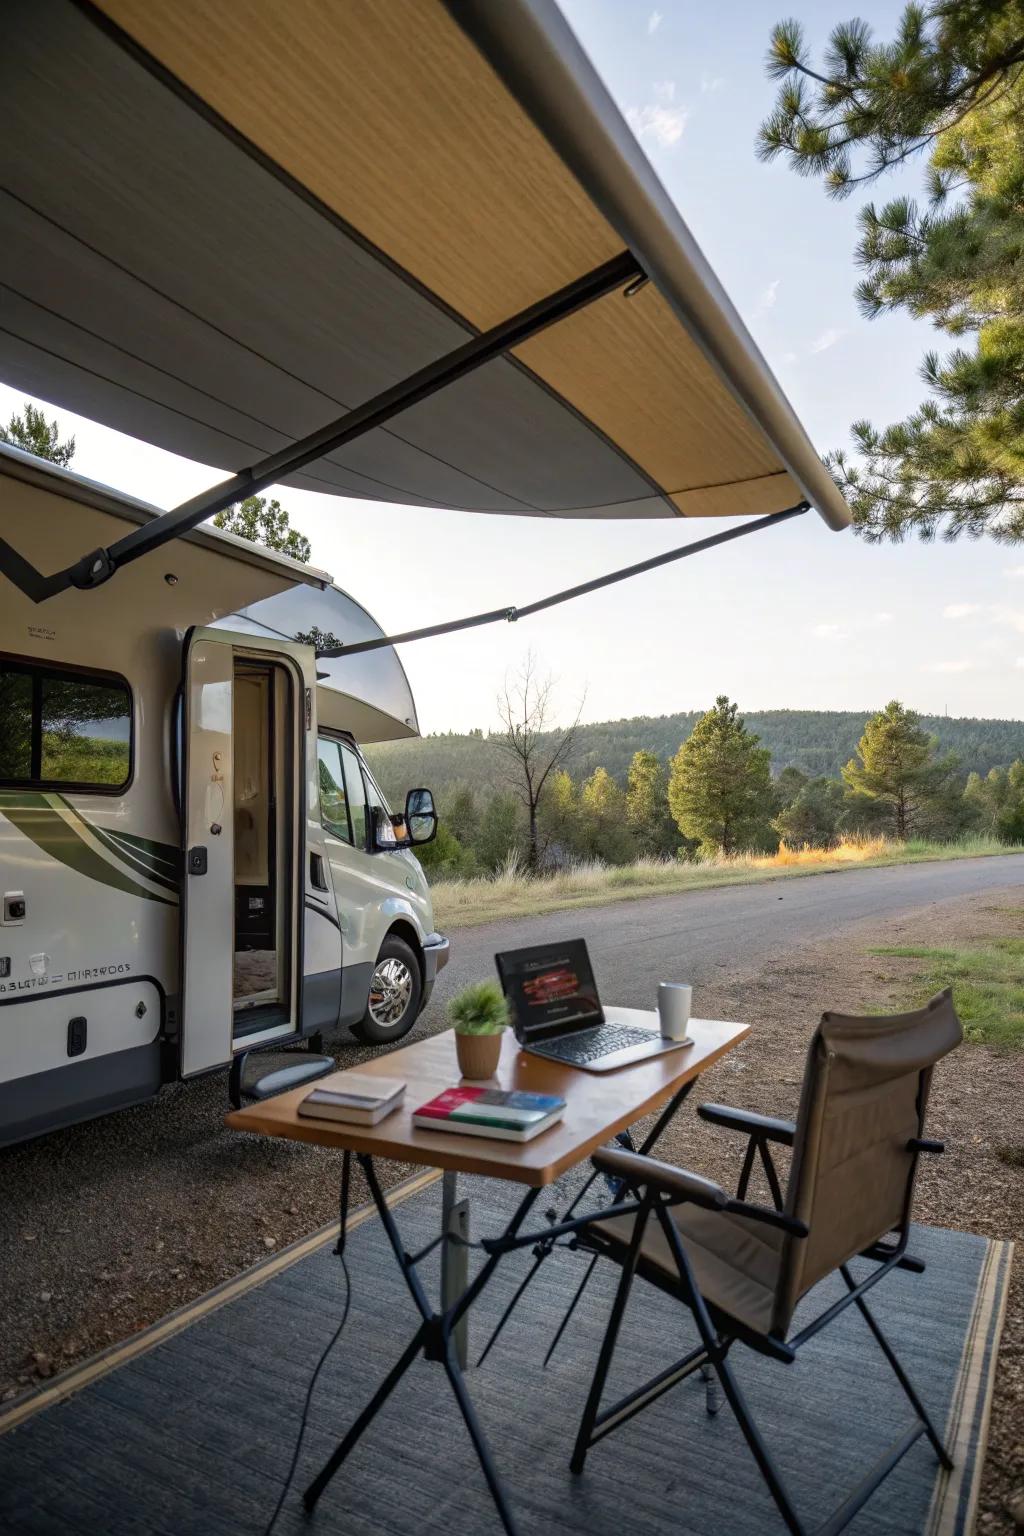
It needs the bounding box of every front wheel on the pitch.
[351,935,422,1045]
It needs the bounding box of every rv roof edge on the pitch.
[0,442,333,592]
[444,0,852,534]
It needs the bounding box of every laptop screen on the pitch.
[495,938,604,1043]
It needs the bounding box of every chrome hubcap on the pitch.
[368,957,413,1028]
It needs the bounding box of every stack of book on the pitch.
[298,1071,405,1126]
[412,1086,565,1142]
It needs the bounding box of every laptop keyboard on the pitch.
[537,1023,655,1065]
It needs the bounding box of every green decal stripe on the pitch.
[108,829,181,877]
[51,798,180,901]
[0,794,177,906]
[87,820,180,895]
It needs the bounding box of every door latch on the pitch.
[187,846,208,876]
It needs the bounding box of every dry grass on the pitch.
[430,835,1016,929]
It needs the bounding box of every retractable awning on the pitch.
[0,0,850,605]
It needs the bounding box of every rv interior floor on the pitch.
[233,950,278,1010]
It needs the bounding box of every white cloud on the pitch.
[781,350,798,364]
[1005,565,1024,578]
[809,328,845,354]
[991,605,1024,634]
[700,71,724,93]
[923,660,973,674]
[647,10,663,34]
[626,82,688,147]
[810,623,846,639]
[943,602,980,619]
[759,279,780,311]
[867,611,893,627]
[1016,657,1024,670]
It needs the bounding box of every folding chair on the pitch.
[568,989,963,1536]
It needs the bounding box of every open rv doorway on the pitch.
[180,631,304,1076]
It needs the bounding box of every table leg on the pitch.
[441,1169,470,1368]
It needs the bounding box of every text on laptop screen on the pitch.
[495,939,603,1040]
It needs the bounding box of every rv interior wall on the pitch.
[231,661,292,1032]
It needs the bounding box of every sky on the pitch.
[3,0,1022,733]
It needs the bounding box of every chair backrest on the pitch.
[771,989,961,1336]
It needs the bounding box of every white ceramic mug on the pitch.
[658,982,692,1040]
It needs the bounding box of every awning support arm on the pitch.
[0,249,643,605]
[318,503,808,657]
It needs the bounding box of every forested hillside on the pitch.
[366,709,1024,802]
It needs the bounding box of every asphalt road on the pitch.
[426,855,1024,1020]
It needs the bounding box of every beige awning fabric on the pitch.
[0,0,850,530]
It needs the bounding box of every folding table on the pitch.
[226,1011,749,1534]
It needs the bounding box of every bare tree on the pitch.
[492,653,584,872]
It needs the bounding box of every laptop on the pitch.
[494,938,692,1073]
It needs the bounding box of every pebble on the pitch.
[31,1352,53,1379]
[39,1292,51,1304]
[263,1236,277,1250]
[1005,1488,1024,1528]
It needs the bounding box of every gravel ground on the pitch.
[1,885,1021,1529]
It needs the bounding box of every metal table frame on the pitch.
[302,1075,698,1534]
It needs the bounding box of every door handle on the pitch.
[187,846,208,876]
[310,852,328,891]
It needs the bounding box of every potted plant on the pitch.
[448,980,509,1080]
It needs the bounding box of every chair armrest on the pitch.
[698,1103,796,1146]
[592,1147,728,1211]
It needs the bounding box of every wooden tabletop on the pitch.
[226,1010,749,1187]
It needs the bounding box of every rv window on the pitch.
[340,743,369,849]
[317,738,352,844]
[0,659,131,792]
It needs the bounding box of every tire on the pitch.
[351,934,423,1045]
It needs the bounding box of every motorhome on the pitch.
[0,442,448,1147]
[0,0,852,1145]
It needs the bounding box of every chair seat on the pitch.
[595,1204,786,1336]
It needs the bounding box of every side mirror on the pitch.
[405,787,437,846]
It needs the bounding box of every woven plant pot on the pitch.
[455,1030,503,1080]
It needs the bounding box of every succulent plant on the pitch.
[447,979,510,1037]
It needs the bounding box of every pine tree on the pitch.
[842,701,954,837]
[759,5,1024,541]
[2,401,76,467]
[213,494,311,563]
[667,697,773,855]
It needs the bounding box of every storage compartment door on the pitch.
[181,634,234,1075]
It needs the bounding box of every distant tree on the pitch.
[475,792,526,873]
[492,653,583,872]
[668,697,774,855]
[625,750,677,856]
[842,701,956,838]
[538,768,583,867]
[772,765,809,812]
[213,494,311,563]
[758,6,1024,542]
[964,760,1024,841]
[445,785,481,850]
[579,767,637,864]
[775,776,845,848]
[2,401,75,467]
[414,823,477,881]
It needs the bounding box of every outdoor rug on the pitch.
[0,1171,1012,1536]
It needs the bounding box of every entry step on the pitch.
[229,1049,334,1109]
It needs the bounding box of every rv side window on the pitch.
[317,738,352,844]
[339,743,369,849]
[0,659,131,792]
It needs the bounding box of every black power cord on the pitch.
[262,1252,352,1536]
